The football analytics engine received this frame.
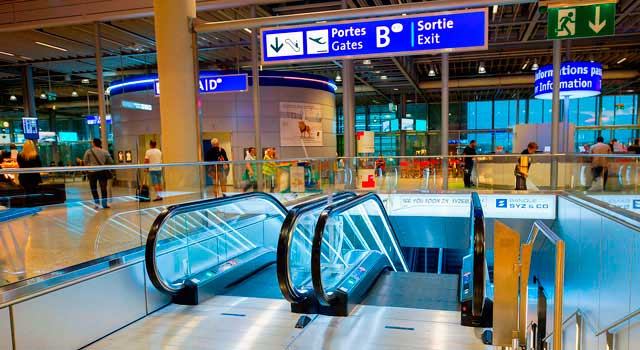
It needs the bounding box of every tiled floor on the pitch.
[0,183,313,286]
[86,296,492,350]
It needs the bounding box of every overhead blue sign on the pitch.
[260,9,488,64]
[153,74,248,96]
[534,61,602,100]
[86,115,112,125]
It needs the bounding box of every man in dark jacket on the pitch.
[462,140,477,188]
[205,138,229,197]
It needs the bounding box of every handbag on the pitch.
[90,149,114,179]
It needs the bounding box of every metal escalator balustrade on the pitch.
[145,192,288,305]
[277,191,357,313]
[311,192,408,316]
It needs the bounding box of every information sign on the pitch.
[153,74,248,96]
[261,9,488,64]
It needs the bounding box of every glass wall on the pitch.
[336,94,639,155]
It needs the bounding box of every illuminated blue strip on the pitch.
[106,71,336,96]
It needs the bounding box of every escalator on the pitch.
[308,192,491,321]
[145,191,356,305]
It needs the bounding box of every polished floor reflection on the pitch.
[87,296,491,350]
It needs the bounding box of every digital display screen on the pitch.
[22,117,39,140]
[401,119,414,131]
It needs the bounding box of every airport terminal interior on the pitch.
[0,0,639,349]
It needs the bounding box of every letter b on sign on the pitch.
[376,26,390,48]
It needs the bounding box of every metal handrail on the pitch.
[1,153,636,174]
[144,192,288,296]
[561,193,640,232]
[276,191,356,304]
[311,192,407,307]
[596,307,640,336]
[526,220,565,350]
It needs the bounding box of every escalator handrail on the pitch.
[470,192,487,318]
[277,191,357,304]
[311,192,405,306]
[145,192,288,296]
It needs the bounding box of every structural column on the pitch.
[550,40,561,189]
[21,66,36,118]
[94,22,108,150]
[440,53,449,189]
[250,6,263,189]
[343,60,355,159]
[153,0,201,189]
[399,94,407,157]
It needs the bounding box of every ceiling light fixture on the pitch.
[428,67,436,77]
[617,57,627,64]
[35,41,68,52]
[9,95,17,101]
[393,88,399,91]
[0,51,15,57]
[362,59,372,65]
[335,72,342,82]
[531,60,539,71]
[243,28,252,33]
[71,90,79,97]
[40,92,47,99]
[380,75,388,80]
[493,5,499,14]
[81,78,90,84]
[478,62,486,74]
[521,60,529,70]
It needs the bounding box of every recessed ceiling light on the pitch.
[71,90,79,97]
[617,57,627,64]
[478,62,486,74]
[35,41,68,52]
[9,95,17,101]
[380,75,388,80]
[0,51,15,57]
[81,78,90,84]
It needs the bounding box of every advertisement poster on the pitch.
[357,131,375,154]
[280,102,324,147]
[381,193,556,220]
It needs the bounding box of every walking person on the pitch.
[144,140,163,201]
[589,136,611,191]
[263,148,276,193]
[242,147,257,192]
[16,140,42,194]
[514,142,538,191]
[462,140,477,188]
[205,138,229,197]
[83,138,114,209]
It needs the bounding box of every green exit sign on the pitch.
[547,3,616,40]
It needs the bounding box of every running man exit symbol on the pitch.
[547,3,615,40]
[557,8,576,37]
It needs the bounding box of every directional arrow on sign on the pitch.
[589,6,607,33]
[270,37,284,53]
